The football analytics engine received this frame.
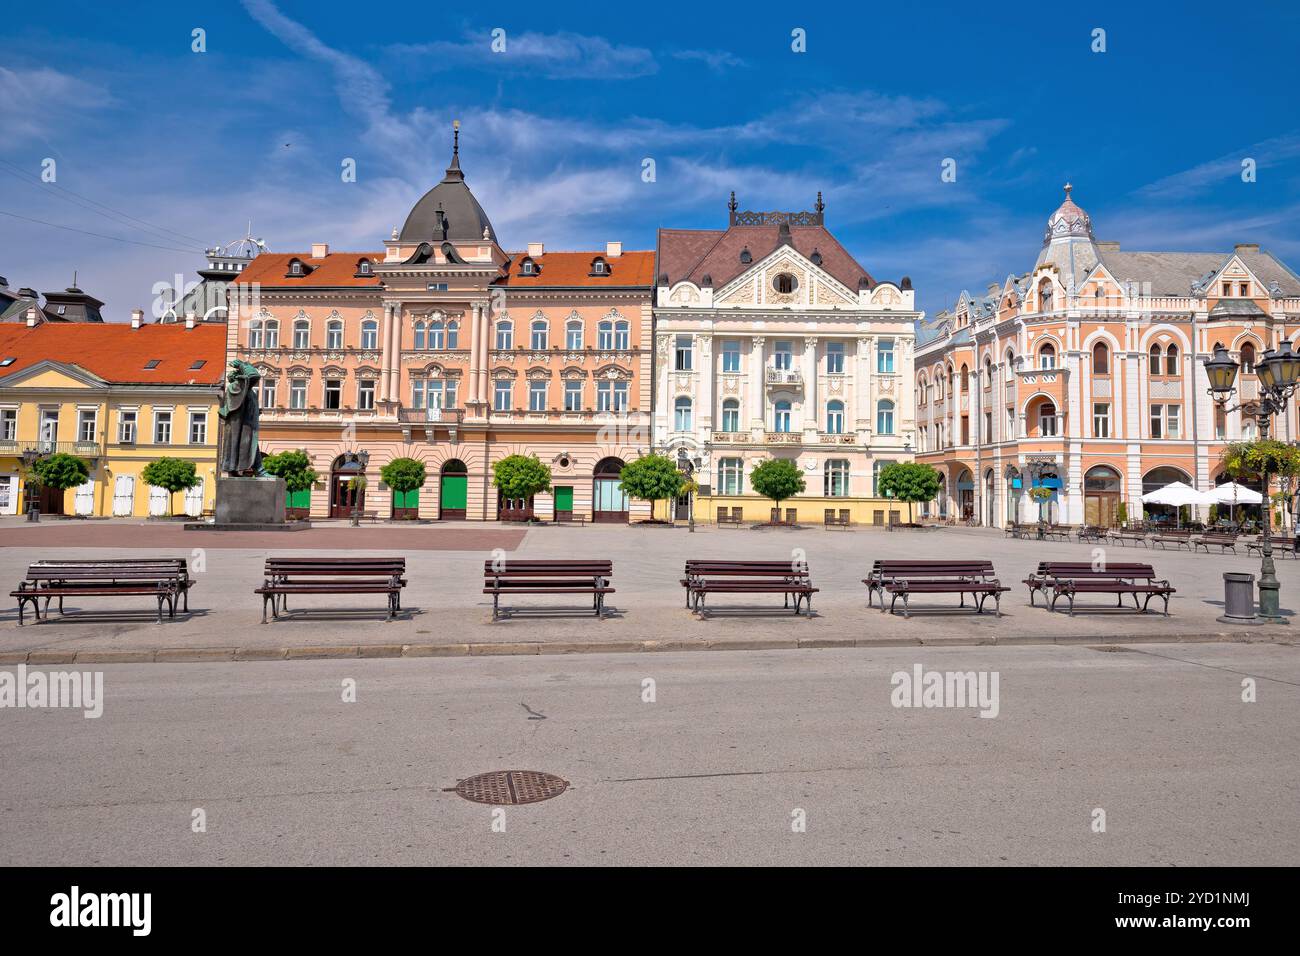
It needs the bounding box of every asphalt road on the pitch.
[2,643,1297,866]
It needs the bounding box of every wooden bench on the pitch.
[1040,564,1174,616]
[1023,561,1163,607]
[1107,528,1149,548]
[1004,522,1028,539]
[554,511,588,525]
[1076,526,1106,543]
[1245,535,1299,558]
[1152,529,1194,551]
[1041,525,1073,541]
[823,508,851,529]
[681,560,817,617]
[1194,532,1239,554]
[255,557,406,623]
[11,558,192,625]
[863,560,1008,618]
[483,559,613,620]
[717,507,744,528]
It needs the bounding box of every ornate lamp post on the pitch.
[675,446,697,533]
[1203,341,1300,622]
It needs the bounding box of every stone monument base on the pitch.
[184,476,307,531]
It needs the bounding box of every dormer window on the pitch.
[589,257,609,277]
[286,258,306,277]
[810,249,823,266]
[520,257,538,276]
[739,247,752,264]
[354,258,373,277]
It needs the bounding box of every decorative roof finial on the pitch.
[728,190,737,213]
[453,119,460,158]
[815,191,824,214]
[442,120,464,182]
[1063,182,1072,198]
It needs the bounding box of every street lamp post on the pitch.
[1203,341,1300,622]
[675,447,696,533]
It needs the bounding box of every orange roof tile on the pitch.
[0,323,227,386]
[499,250,655,288]
[232,252,385,288]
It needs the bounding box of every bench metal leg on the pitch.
[261,594,271,624]
[156,595,165,625]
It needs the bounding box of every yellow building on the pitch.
[0,322,225,517]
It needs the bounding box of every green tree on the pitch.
[749,458,805,517]
[262,449,319,493]
[30,453,90,511]
[141,457,200,516]
[381,457,427,520]
[875,461,942,524]
[618,454,684,523]
[492,454,552,504]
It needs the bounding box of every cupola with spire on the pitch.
[1042,182,1094,245]
[398,121,498,244]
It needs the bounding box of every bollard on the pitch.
[1218,571,1260,625]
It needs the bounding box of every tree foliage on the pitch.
[492,454,552,500]
[142,457,200,516]
[749,458,805,506]
[380,457,427,494]
[876,461,942,523]
[261,449,319,493]
[31,453,89,491]
[618,454,684,517]
[1220,439,1300,481]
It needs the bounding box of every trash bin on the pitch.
[1218,572,1258,625]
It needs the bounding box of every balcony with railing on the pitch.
[398,407,465,424]
[765,368,803,388]
[0,440,104,458]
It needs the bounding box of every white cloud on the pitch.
[389,30,658,80]
[0,66,113,143]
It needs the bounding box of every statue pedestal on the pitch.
[186,476,309,531]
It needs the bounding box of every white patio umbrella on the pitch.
[1208,481,1263,528]
[1140,481,1215,528]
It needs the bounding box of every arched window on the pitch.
[446,320,459,349]
[1039,344,1056,369]
[326,319,343,350]
[530,318,548,351]
[1149,344,1163,376]
[249,318,265,349]
[427,319,445,350]
[674,396,692,432]
[1165,343,1178,376]
[614,319,630,350]
[566,319,583,350]
[589,257,608,276]
[293,318,310,349]
[773,400,792,433]
[360,319,378,350]
[876,399,895,435]
[1038,278,1054,312]
[961,364,970,392]
[496,320,513,351]
[826,400,845,434]
[413,321,426,351]
[597,320,614,350]
[983,357,993,389]
[721,399,740,433]
[1241,342,1257,374]
[936,373,944,400]
[1093,341,1109,375]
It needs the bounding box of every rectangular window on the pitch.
[567,324,583,350]
[1093,402,1110,438]
[293,324,309,349]
[719,458,743,496]
[876,339,894,374]
[564,380,582,411]
[826,341,844,374]
[118,410,137,443]
[1006,409,1015,440]
[290,379,308,409]
[324,379,342,410]
[326,325,343,349]
[774,341,793,371]
[824,460,850,497]
[984,411,993,443]
[77,409,96,443]
[721,402,740,432]
[153,410,172,444]
[529,380,547,411]
[721,341,741,373]
[613,381,629,412]
[357,380,376,411]
[494,381,512,411]
[260,379,277,409]
[674,335,693,371]
[1150,404,1163,439]
[411,380,426,409]
[0,409,15,442]
[1166,404,1180,438]
[188,411,207,444]
[360,324,378,350]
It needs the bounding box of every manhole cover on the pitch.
[450,770,569,805]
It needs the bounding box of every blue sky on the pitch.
[3,0,1300,320]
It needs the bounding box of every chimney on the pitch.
[25,307,37,327]
[130,309,143,329]
[606,241,622,258]
[1235,243,1260,254]
[527,242,544,258]
[185,311,196,329]
[310,242,329,259]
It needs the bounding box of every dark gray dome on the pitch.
[399,129,497,244]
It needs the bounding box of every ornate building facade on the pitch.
[653,197,919,522]
[915,186,1300,527]
[229,129,654,521]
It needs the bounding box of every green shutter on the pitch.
[554,486,573,513]
[286,488,311,508]
[392,488,419,508]
[440,475,467,509]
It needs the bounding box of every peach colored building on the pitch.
[229,130,654,521]
[915,186,1300,528]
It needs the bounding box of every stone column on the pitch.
[697,334,714,434]
[749,336,765,434]
[802,337,818,437]
[388,304,402,405]
[378,303,393,404]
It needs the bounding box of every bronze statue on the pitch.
[219,359,264,476]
